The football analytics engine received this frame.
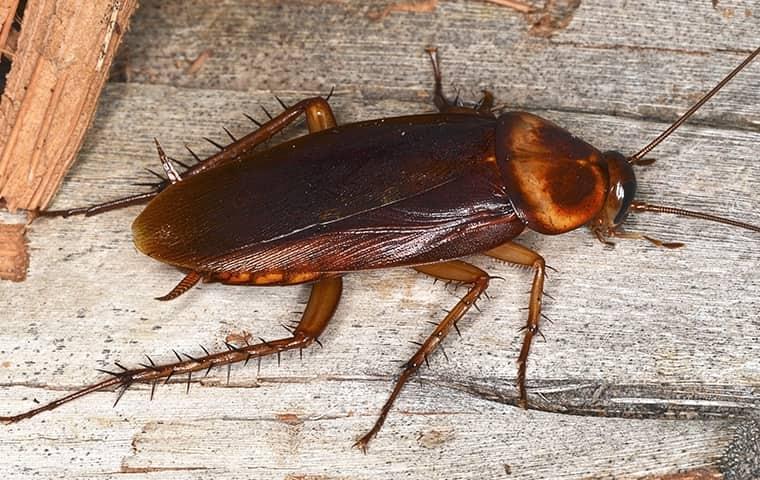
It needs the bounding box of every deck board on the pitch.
[1,1,759,478]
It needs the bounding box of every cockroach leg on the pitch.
[243,113,263,127]
[154,138,181,184]
[484,242,546,408]
[176,95,338,176]
[424,47,494,117]
[155,271,202,301]
[475,90,495,114]
[354,260,489,452]
[424,47,449,112]
[185,144,203,163]
[38,96,337,219]
[0,276,342,424]
[36,191,160,218]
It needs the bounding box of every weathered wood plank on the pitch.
[1,0,759,478]
[0,0,139,211]
[113,0,760,128]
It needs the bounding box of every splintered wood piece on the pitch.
[0,0,139,213]
[0,222,27,281]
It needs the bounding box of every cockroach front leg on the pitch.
[484,242,546,408]
[354,260,490,452]
[39,96,337,218]
[1,276,342,424]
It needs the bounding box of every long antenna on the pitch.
[630,46,760,163]
[630,202,760,233]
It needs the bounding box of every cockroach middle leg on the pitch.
[484,242,546,408]
[354,261,489,452]
[0,276,342,424]
[38,96,337,218]
[425,47,494,116]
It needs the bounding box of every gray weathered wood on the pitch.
[1,1,759,478]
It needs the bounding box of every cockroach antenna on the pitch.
[622,46,760,234]
[630,46,759,163]
[629,202,760,233]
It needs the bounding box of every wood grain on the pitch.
[0,222,26,281]
[0,0,138,212]
[1,1,759,478]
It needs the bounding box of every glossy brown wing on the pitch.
[197,170,523,275]
[132,114,522,274]
[494,112,609,234]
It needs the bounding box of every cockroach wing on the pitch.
[132,114,518,274]
[494,112,608,234]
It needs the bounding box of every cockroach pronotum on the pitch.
[2,46,758,451]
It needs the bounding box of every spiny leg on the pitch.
[39,96,337,218]
[424,47,494,116]
[354,261,489,452]
[0,276,342,424]
[484,242,545,408]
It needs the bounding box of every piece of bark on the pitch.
[0,222,26,281]
[0,0,139,213]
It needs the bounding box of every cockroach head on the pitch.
[589,149,759,247]
[589,151,636,234]
[589,47,760,246]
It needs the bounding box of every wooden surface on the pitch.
[1,0,759,478]
[0,0,138,211]
[0,0,138,280]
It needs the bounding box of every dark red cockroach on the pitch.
[2,47,759,451]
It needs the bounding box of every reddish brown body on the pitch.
[133,109,610,285]
[5,47,758,452]
[134,114,523,282]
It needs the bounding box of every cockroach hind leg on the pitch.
[353,261,489,452]
[202,136,226,151]
[155,271,202,301]
[0,277,341,424]
[185,144,203,163]
[274,95,289,111]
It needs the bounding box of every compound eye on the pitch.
[613,179,637,225]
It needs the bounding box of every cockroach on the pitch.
[2,46,759,451]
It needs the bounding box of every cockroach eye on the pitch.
[613,179,637,225]
[601,150,637,227]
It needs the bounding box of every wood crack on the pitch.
[430,378,760,420]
